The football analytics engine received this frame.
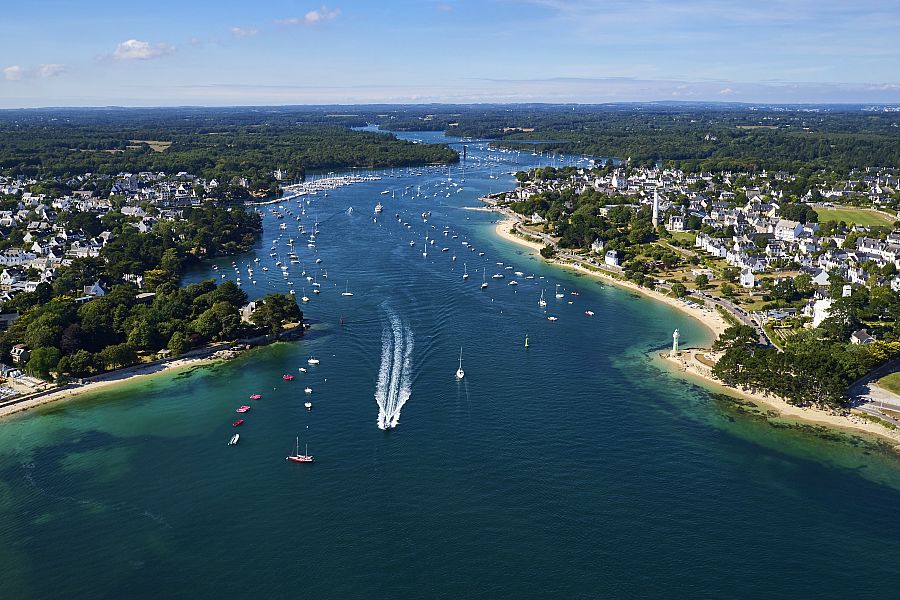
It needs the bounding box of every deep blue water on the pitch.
[2,132,900,599]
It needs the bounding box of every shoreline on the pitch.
[0,355,221,421]
[0,323,307,422]
[661,349,900,448]
[489,211,728,339]
[486,205,900,445]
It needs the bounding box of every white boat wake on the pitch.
[375,308,413,430]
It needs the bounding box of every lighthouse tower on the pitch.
[672,329,680,354]
[652,189,660,228]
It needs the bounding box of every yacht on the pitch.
[286,437,314,463]
[481,269,488,290]
[539,290,547,307]
[341,281,354,296]
[455,348,465,380]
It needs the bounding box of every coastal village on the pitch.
[0,169,290,400]
[507,163,899,339]
[491,161,900,438]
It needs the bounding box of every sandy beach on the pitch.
[0,354,221,421]
[491,213,729,339]
[663,349,900,447]
[488,207,900,445]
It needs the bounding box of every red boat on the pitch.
[282,374,294,381]
[232,419,244,427]
[249,394,262,400]
[286,437,314,463]
[236,405,251,413]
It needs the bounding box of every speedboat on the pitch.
[304,402,313,410]
[236,405,251,413]
[547,316,558,321]
[307,358,320,365]
[304,387,313,394]
[585,311,595,316]
[249,394,261,400]
[283,374,294,381]
[232,419,245,427]
[228,434,240,446]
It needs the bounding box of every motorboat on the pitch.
[232,419,245,427]
[307,358,320,365]
[236,406,251,413]
[228,434,240,446]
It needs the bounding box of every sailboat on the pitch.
[301,288,309,303]
[455,347,465,379]
[423,236,428,257]
[480,268,488,289]
[555,284,565,299]
[342,281,354,296]
[525,335,530,348]
[538,289,547,307]
[286,437,314,463]
[463,263,469,280]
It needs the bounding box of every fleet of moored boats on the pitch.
[221,145,597,454]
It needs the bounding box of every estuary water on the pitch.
[2,131,900,599]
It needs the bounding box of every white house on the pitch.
[739,268,756,289]
[604,250,620,267]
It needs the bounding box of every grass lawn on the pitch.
[877,372,900,396]
[815,207,896,227]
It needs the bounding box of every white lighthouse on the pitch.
[672,329,680,354]
[652,189,660,227]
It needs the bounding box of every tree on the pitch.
[695,273,709,289]
[98,343,137,370]
[713,325,758,351]
[67,349,95,377]
[168,331,188,356]
[26,347,61,379]
[671,282,687,298]
[540,245,557,258]
[720,282,736,298]
[721,266,740,283]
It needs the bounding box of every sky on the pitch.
[1,0,899,107]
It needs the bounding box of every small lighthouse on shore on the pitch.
[652,189,660,228]
[672,329,680,354]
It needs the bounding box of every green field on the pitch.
[878,372,900,396]
[815,207,896,227]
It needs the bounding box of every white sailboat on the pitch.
[555,284,565,299]
[463,263,469,280]
[455,347,465,380]
[539,289,547,307]
[481,268,488,289]
[341,281,354,296]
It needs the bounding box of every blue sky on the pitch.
[1,0,898,107]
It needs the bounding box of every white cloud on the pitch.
[435,3,454,12]
[38,64,66,78]
[277,6,341,26]
[3,65,24,81]
[718,87,735,95]
[112,39,175,61]
[231,27,259,39]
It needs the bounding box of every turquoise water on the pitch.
[2,132,900,599]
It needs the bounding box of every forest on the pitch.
[372,103,900,173]
[0,107,458,192]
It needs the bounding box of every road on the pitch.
[849,358,900,426]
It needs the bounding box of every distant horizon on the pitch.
[2,99,900,112]
[3,1,899,108]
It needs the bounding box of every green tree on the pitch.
[695,273,709,289]
[26,347,61,379]
[671,282,687,298]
